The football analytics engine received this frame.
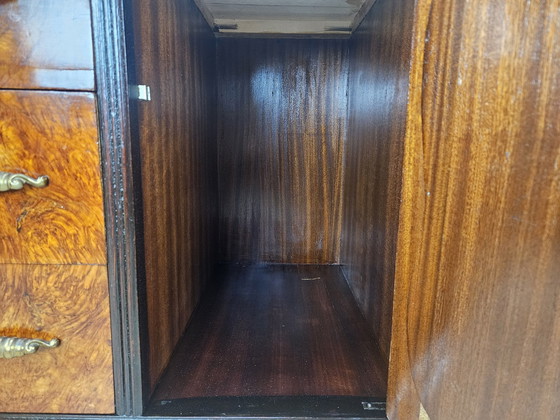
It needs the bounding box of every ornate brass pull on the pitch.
[0,171,49,192]
[0,336,60,359]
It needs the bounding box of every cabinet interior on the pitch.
[126,0,412,416]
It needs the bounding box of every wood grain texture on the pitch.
[91,0,145,413]
[0,265,114,414]
[341,0,414,364]
[152,264,387,400]
[389,0,560,418]
[0,0,94,90]
[0,91,107,265]
[127,0,218,393]
[217,39,347,264]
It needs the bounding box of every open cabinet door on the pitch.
[389,0,560,419]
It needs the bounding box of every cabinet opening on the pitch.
[126,0,411,417]
[146,264,387,417]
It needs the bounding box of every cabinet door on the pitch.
[0,91,114,414]
[389,0,560,419]
[0,0,94,91]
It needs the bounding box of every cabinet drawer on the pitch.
[0,90,106,264]
[0,0,95,91]
[0,264,114,414]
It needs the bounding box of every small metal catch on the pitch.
[362,401,385,411]
[133,85,152,101]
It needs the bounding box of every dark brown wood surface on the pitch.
[217,39,348,264]
[152,264,387,400]
[0,264,114,414]
[127,0,218,394]
[91,0,145,413]
[0,0,95,91]
[0,91,107,264]
[341,0,414,365]
[389,0,560,418]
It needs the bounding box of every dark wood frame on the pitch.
[147,396,386,418]
[91,0,146,415]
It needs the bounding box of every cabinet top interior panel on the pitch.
[194,0,375,36]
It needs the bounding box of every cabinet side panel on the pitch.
[127,0,218,393]
[217,39,348,264]
[390,0,560,418]
[341,0,415,364]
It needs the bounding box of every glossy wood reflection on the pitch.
[0,0,94,90]
[217,39,347,264]
[0,91,106,264]
[152,265,387,400]
[389,0,560,418]
[0,264,114,414]
[342,0,413,365]
[128,0,218,393]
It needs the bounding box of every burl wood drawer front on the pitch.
[0,265,114,414]
[0,0,94,91]
[0,90,106,264]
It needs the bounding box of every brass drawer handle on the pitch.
[0,171,49,192]
[0,336,60,359]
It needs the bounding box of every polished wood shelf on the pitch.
[149,264,387,416]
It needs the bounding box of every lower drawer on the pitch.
[0,264,114,414]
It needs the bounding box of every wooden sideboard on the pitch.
[0,0,558,419]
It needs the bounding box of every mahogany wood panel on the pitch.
[0,264,114,414]
[217,39,347,264]
[127,0,218,393]
[151,264,387,400]
[0,91,106,264]
[0,0,94,91]
[341,0,414,363]
[389,0,560,418]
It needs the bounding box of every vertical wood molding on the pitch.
[91,0,145,415]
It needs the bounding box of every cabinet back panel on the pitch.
[127,0,218,393]
[217,39,348,264]
[342,0,414,363]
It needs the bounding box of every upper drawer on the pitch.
[0,90,106,264]
[0,0,94,91]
